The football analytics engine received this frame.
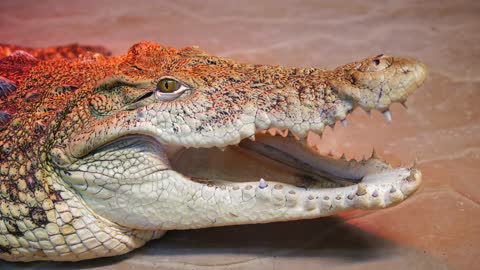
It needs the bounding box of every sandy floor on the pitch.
[0,0,479,269]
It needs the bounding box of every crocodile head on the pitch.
[51,42,426,231]
[0,41,427,261]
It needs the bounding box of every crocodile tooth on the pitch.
[383,110,392,123]
[268,128,276,136]
[286,190,297,207]
[255,182,270,200]
[340,153,346,160]
[305,194,316,210]
[258,178,267,189]
[356,184,368,196]
[279,129,289,137]
[341,119,347,127]
[290,132,300,140]
[248,135,255,141]
[242,185,255,200]
[272,184,285,202]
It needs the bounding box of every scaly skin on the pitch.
[0,41,427,261]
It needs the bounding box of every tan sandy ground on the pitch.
[0,0,478,269]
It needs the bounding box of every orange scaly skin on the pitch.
[0,44,156,261]
[0,42,426,261]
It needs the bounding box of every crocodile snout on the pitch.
[332,55,428,112]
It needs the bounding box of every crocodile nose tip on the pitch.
[400,58,428,87]
[414,61,428,87]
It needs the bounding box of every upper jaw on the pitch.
[53,54,427,179]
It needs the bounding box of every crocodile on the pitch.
[0,41,427,261]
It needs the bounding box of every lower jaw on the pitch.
[67,132,421,230]
[167,132,422,211]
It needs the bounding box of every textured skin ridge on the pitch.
[0,41,426,261]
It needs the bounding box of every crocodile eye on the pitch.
[155,77,191,101]
[157,78,179,93]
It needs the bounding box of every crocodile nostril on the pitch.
[373,54,384,66]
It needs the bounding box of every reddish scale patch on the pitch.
[0,44,114,250]
[0,51,39,87]
[0,44,111,61]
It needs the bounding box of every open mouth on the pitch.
[59,109,422,230]
[60,115,421,231]
[172,131,369,188]
[166,124,421,210]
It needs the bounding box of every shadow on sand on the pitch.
[0,216,419,269]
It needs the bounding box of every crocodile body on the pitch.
[0,42,427,261]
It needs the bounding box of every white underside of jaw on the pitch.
[141,165,421,230]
